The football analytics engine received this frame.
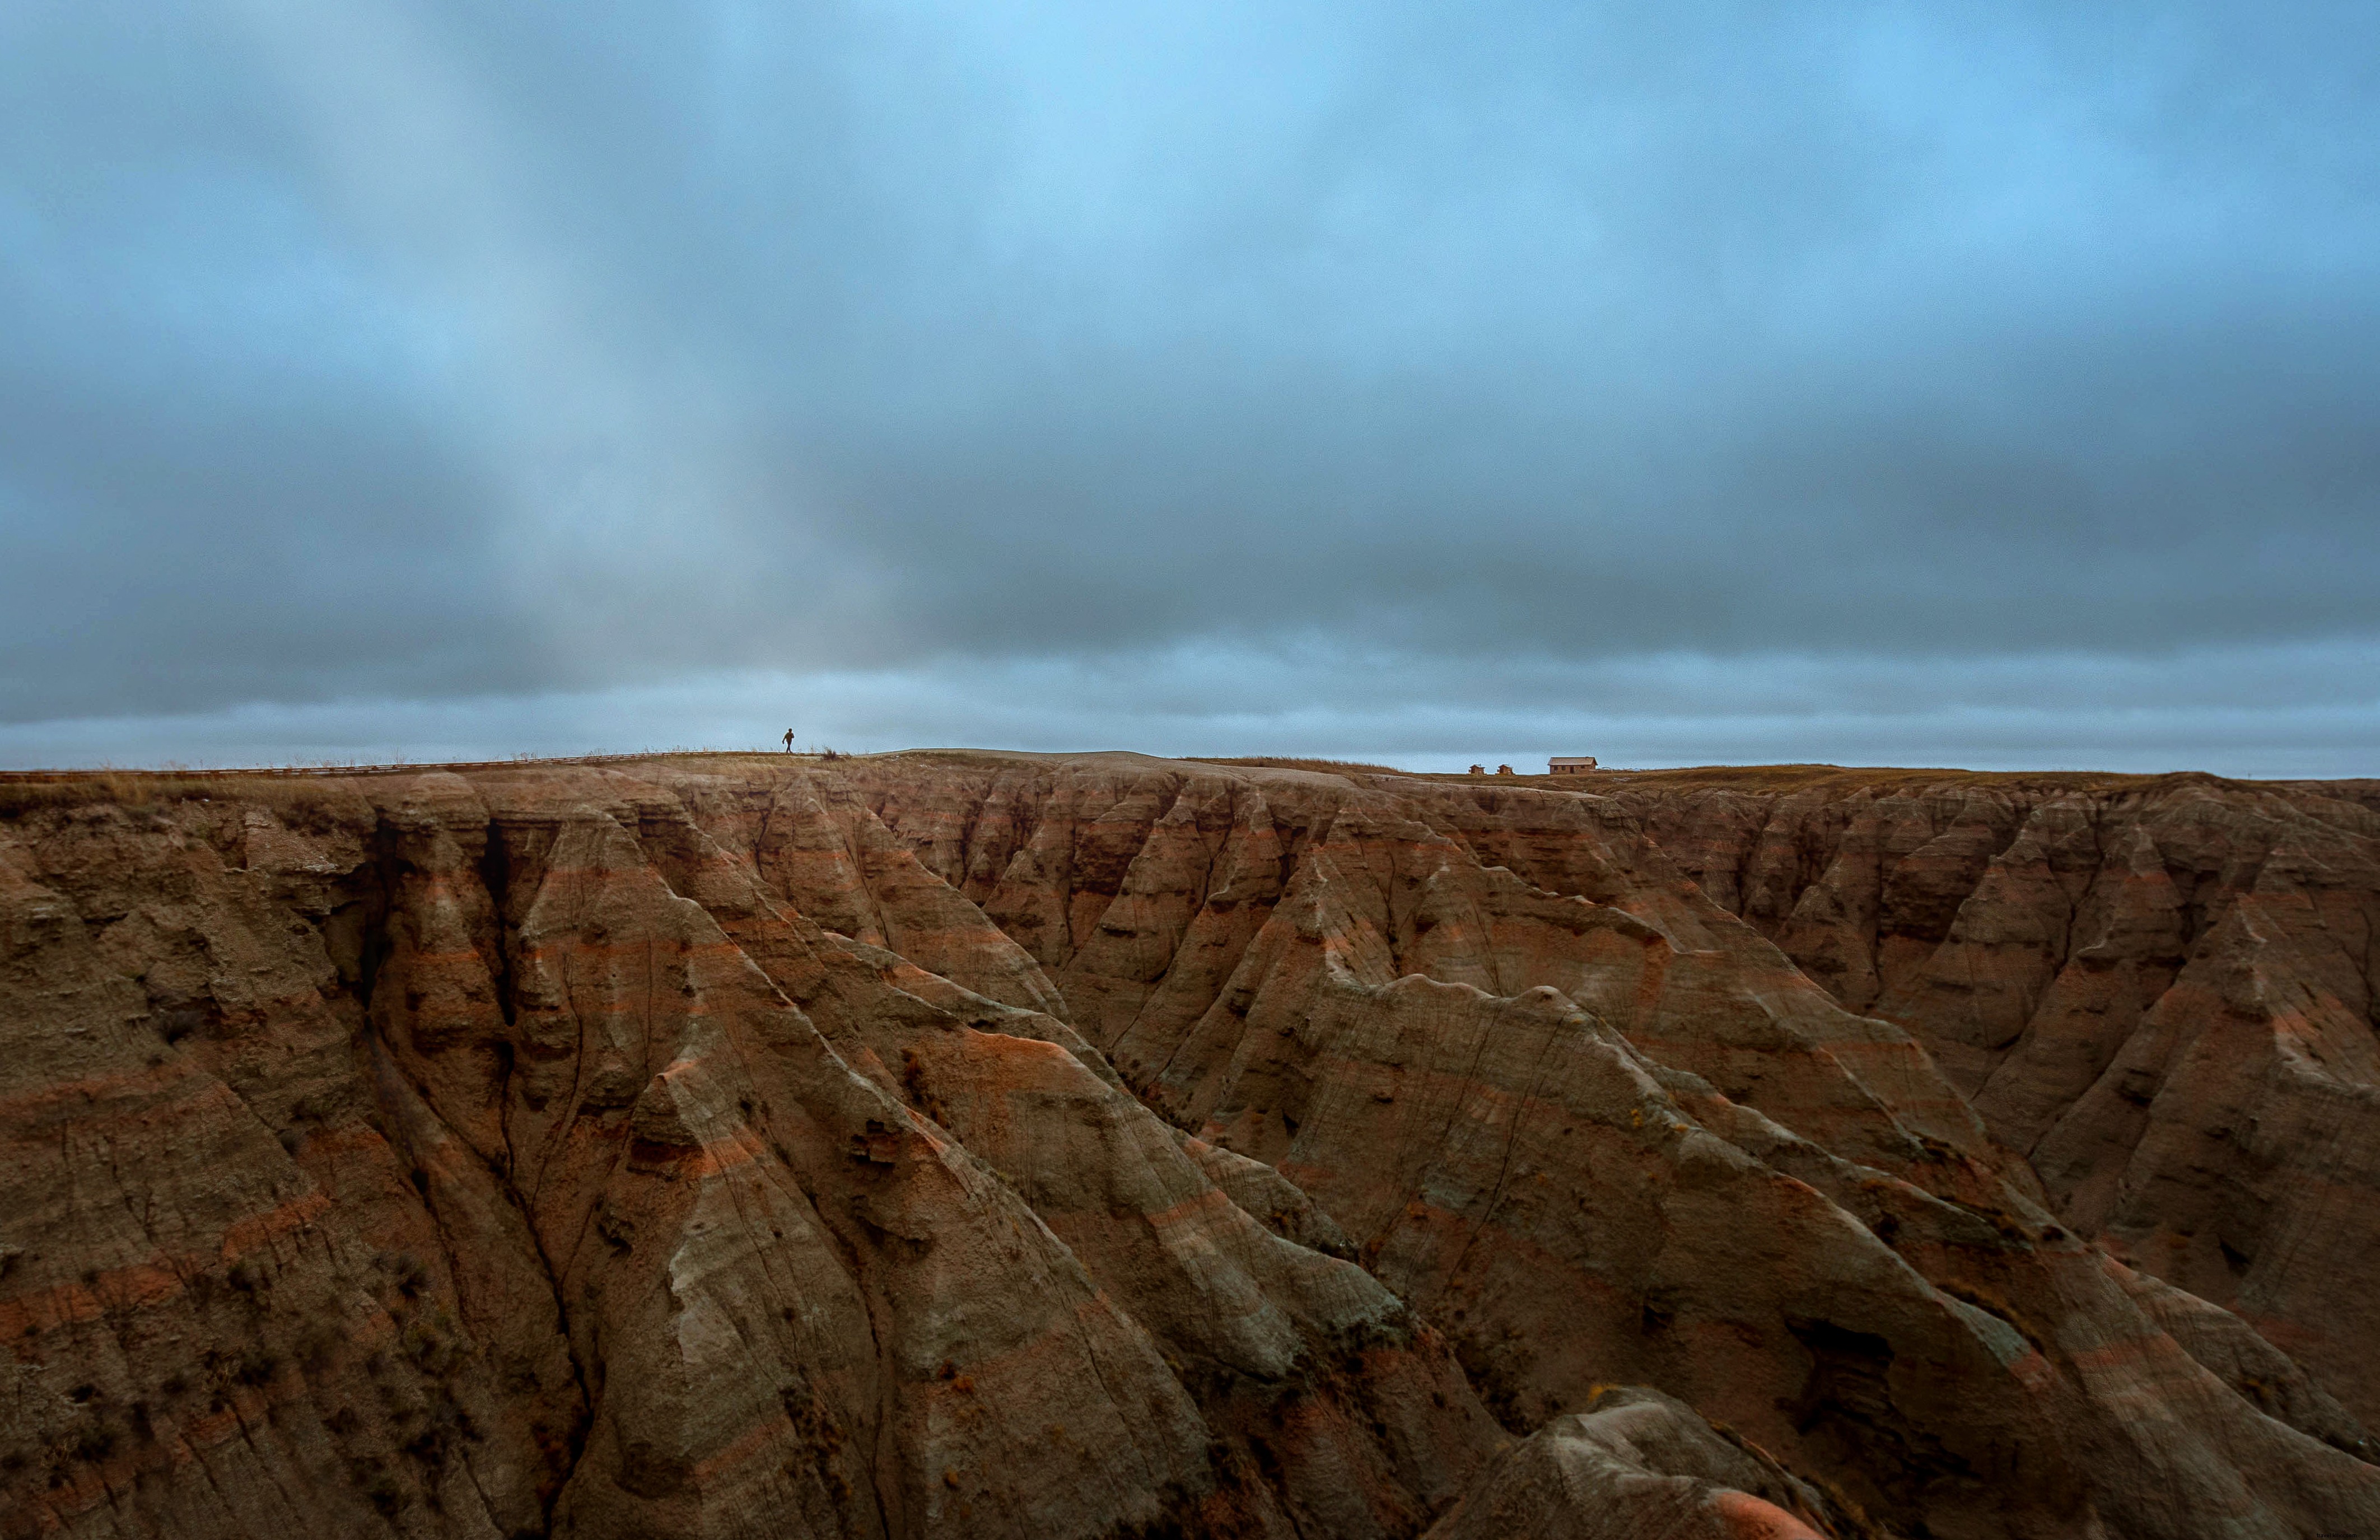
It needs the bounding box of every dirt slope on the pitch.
[1,753,2372,1539]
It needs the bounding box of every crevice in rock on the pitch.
[477,825,519,1030]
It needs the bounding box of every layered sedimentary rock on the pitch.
[1603,769,2380,1435]
[1,753,2373,1539]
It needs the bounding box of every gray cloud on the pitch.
[3,1,2377,769]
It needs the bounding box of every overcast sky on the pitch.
[5,1,2377,774]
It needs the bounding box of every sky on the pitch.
[4,1,2378,776]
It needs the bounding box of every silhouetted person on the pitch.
[783,728,795,753]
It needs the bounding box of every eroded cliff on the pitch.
[1,753,2372,1540]
[1604,767,2380,1434]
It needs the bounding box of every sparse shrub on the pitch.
[70,1420,118,1463]
[401,1425,450,1474]
[899,1049,949,1125]
[400,1319,454,1376]
[365,1471,408,1515]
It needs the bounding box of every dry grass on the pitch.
[0,750,795,819]
[1405,762,2267,796]
[10,751,2348,823]
[1588,763,2212,793]
[1185,756,1413,777]
[0,771,326,818]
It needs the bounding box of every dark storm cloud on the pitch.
[3,1,2377,766]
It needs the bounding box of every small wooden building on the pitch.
[1548,757,1599,776]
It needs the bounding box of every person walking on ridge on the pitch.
[782,728,795,753]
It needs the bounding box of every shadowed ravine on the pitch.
[2,753,2376,1539]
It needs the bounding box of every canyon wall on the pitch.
[1604,768,2380,1433]
[1,754,2373,1539]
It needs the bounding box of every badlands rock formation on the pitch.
[1603,768,2380,1434]
[0,752,2373,1539]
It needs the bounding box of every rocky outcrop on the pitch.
[1422,1387,1835,1540]
[1,753,2374,1539]
[1603,768,2380,1436]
